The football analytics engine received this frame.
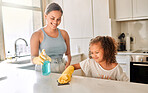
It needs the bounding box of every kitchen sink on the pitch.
[8,59,31,64]
[0,76,7,81]
[18,65,35,70]
[5,57,35,70]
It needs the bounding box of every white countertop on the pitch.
[117,51,148,55]
[0,64,148,93]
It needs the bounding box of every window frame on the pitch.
[0,0,47,60]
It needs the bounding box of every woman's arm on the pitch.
[30,31,42,64]
[61,30,71,69]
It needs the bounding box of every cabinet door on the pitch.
[133,0,148,19]
[63,0,93,38]
[116,55,131,78]
[93,0,111,36]
[115,0,132,21]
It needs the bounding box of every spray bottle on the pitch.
[42,49,51,76]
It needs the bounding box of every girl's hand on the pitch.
[58,66,74,84]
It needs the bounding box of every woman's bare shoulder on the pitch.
[31,29,43,41]
[59,29,69,39]
[60,29,68,35]
[32,29,42,37]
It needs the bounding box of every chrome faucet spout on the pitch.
[15,38,28,57]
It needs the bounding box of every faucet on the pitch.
[15,38,28,57]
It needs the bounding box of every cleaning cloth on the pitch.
[58,66,74,84]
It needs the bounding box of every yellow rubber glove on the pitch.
[32,49,51,65]
[58,66,74,84]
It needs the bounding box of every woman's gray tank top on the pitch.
[39,28,67,59]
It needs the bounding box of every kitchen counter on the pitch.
[0,64,148,93]
[0,52,83,68]
[118,51,148,55]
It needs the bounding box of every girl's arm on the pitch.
[72,63,81,70]
[58,63,81,84]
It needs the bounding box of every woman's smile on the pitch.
[51,22,57,28]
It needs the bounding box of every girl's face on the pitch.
[45,10,62,29]
[90,42,105,63]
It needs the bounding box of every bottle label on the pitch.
[42,60,51,76]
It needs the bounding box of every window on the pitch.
[2,0,40,7]
[0,0,43,58]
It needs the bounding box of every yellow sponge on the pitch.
[58,66,74,84]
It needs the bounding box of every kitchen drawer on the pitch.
[73,69,84,76]
[71,53,84,76]
[116,55,131,78]
[116,55,131,64]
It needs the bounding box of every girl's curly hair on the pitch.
[89,36,118,64]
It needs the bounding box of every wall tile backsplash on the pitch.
[121,20,148,51]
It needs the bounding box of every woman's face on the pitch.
[45,10,62,29]
[90,42,105,63]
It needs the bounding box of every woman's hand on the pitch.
[65,62,70,69]
[32,49,51,65]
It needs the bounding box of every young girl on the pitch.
[58,36,129,84]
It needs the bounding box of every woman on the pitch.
[30,3,71,73]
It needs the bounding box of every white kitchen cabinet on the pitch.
[116,55,131,78]
[63,0,93,38]
[133,0,148,19]
[70,53,82,64]
[115,0,132,21]
[70,53,84,76]
[51,0,112,37]
[93,0,111,36]
[115,0,148,21]
[49,0,119,59]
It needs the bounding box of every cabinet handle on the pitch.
[133,64,148,67]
